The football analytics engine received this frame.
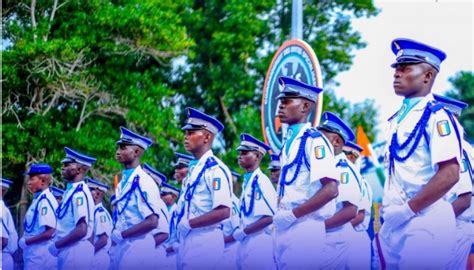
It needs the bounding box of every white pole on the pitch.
[291,0,303,40]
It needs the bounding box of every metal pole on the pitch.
[291,0,303,40]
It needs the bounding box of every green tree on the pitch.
[2,0,191,230]
[445,71,474,139]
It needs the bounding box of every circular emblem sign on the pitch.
[261,39,324,152]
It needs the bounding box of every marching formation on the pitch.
[1,38,473,270]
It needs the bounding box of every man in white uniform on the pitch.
[232,133,277,269]
[344,141,373,269]
[176,107,232,269]
[433,94,473,270]
[376,38,462,269]
[88,178,113,270]
[1,178,18,270]
[318,112,360,269]
[273,76,339,269]
[112,127,165,269]
[49,147,96,270]
[21,164,58,270]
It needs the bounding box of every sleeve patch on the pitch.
[76,197,84,206]
[100,215,106,223]
[213,178,221,190]
[340,172,349,184]
[314,145,326,160]
[41,207,48,216]
[437,120,451,137]
[254,190,262,200]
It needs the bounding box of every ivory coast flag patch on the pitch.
[76,197,83,206]
[100,215,106,223]
[254,190,262,200]
[437,120,451,137]
[41,207,48,216]
[315,146,326,160]
[340,172,349,184]
[213,178,221,190]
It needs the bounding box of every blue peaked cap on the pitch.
[277,77,323,103]
[344,141,364,153]
[143,163,167,185]
[391,38,446,71]
[269,154,281,170]
[86,177,109,192]
[318,112,355,143]
[161,182,180,196]
[1,178,13,188]
[433,94,468,116]
[182,108,224,134]
[116,127,153,150]
[50,186,65,197]
[237,133,271,155]
[24,163,53,176]
[172,152,194,167]
[61,147,96,167]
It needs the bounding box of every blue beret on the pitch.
[391,38,446,71]
[61,147,96,167]
[277,77,323,103]
[116,127,153,150]
[318,112,355,143]
[344,141,364,153]
[50,186,65,197]
[1,178,13,188]
[172,152,194,167]
[160,182,180,196]
[433,94,468,116]
[182,108,224,134]
[143,163,167,186]
[86,177,109,192]
[236,133,271,155]
[269,154,281,170]
[24,163,53,176]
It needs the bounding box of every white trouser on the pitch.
[346,228,371,270]
[23,240,57,270]
[177,227,224,270]
[237,230,276,270]
[376,200,456,269]
[152,245,169,268]
[321,223,352,269]
[216,241,238,270]
[2,252,14,270]
[57,240,94,270]
[116,234,156,270]
[108,244,119,270]
[274,216,326,269]
[93,248,110,270]
[446,219,473,270]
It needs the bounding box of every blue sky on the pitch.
[334,0,473,140]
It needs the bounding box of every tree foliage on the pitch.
[445,71,474,140]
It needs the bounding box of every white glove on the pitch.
[178,219,192,238]
[232,228,247,242]
[19,237,28,250]
[111,229,124,244]
[48,243,60,257]
[273,210,297,231]
[383,203,416,231]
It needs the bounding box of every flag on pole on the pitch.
[356,126,386,187]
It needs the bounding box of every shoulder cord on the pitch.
[24,194,56,233]
[279,131,313,198]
